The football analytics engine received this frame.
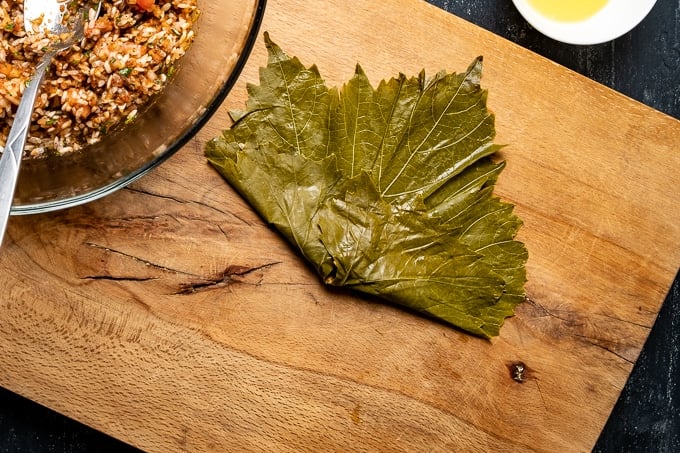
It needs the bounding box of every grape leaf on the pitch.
[205,33,528,338]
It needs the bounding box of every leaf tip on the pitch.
[263,31,290,64]
[466,56,484,84]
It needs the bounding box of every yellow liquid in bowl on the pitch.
[527,0,609,22]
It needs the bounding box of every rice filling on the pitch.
[0,0,199,157]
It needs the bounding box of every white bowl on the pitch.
[512,0,658,45]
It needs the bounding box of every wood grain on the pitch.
[1,0,679,451]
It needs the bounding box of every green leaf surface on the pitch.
[206,33,528,338]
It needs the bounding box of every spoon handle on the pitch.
[0,54,52,246]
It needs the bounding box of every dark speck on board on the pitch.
[508,361,527,383]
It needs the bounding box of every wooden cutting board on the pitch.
[1,0,679,451]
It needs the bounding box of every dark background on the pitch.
[1,0,678,451]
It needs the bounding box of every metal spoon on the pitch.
[0,0,102,246]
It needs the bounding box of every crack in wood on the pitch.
[526,296,650,331]
[595,311,652,330]
[125,186,188,206]
[85,242,199,277]
[533,378,548,413]
[525,296,578,326]
[112,214,166,223]
[525,296,636,364]
[84,243,282,297]
[124,186,256,226]
[175,262,281,295]
[216,224,230,241]
[575,334,634,365]
[80,275,160,282]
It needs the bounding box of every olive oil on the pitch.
[527,0,609,22]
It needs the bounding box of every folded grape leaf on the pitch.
[205,33,527,338]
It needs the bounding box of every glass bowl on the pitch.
[11,0,267,214]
